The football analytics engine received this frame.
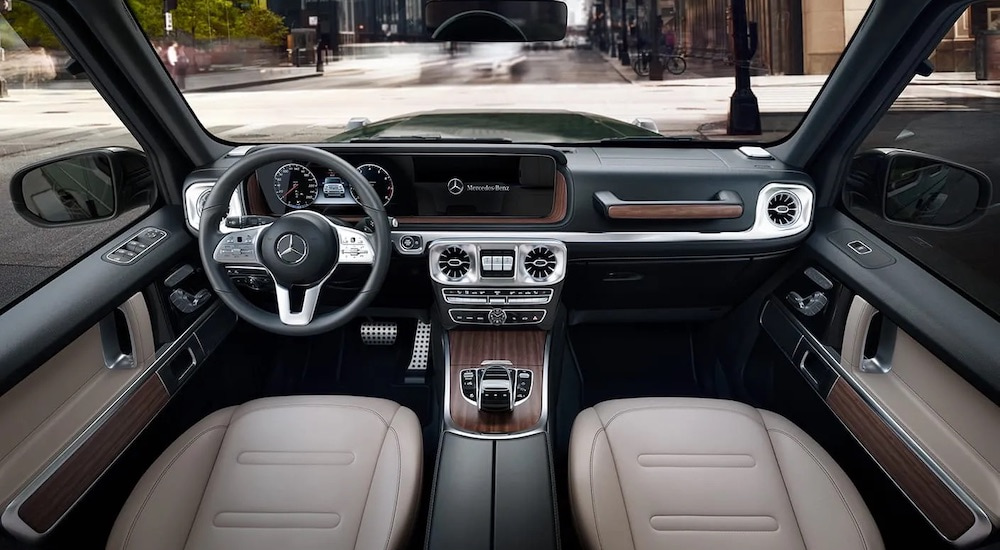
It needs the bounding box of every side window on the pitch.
[0,4,151,311]
[847,0,1000,318]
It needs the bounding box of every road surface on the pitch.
[2,46,1000,309]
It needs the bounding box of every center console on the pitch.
[428,239,566,331]
[424,239,564,550]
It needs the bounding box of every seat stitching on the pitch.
[353,404,397,550]
[231,403,393,427]
[380,411,402,550]
[594,408,637,550]
[768,427,869,550]
[759,410,808,550]
[587,427,606,550]
[602,404,765,431]
[120,424,228,550]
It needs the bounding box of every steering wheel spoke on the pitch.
[199,145,390,336]
[334,225,377,265]
[274,282,326,326]
[211,225,269,266]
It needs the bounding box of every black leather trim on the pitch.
[493,433,559,550]
[0,207,191,395]
[425,433,494,550]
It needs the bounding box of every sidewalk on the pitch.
[35,66,321,92]
[601,52,1000,88]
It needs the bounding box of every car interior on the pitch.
[3,0,1000,549]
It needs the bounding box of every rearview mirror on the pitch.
[425,0,567,42]
[10,147,155,228]
[876,150,991,228]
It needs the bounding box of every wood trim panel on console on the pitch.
[17,376,169,533]
[449,330,545,434]
[827,378,974,540]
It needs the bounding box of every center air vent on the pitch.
[766,191,801,227]
[524,247,557,280]
[438,246,471,279]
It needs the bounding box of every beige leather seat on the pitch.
[107,396,422,550]
[569,398,883,550]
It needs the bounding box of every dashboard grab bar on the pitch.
[594,190,744,220]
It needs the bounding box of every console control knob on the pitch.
[488,308,507,326]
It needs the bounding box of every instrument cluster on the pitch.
[269,161,395,209]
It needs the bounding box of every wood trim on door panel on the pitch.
[449,330,545,434]
[17,376,169,533]
[827,378,974,539]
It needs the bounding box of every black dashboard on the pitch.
[183,144,817,322]
[252,153,559,220]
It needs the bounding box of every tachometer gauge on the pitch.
[273,163,319,208]
[351,164,395,206]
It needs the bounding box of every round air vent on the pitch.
[766,191,801,227]
[437,246,471,279]
[524,246,557,280]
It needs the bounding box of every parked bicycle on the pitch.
[632,49,687,77]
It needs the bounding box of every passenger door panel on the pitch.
[760,208,1000,547]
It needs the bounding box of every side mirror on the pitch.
[10,147,155,228]
[849,149,992,230]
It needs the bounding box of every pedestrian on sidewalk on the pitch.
[166,42,189,91]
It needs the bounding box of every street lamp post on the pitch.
[647,0,662,80]
[620,0,630,65]
[726,0,761,134]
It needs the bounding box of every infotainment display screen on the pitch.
[412,155,556,218]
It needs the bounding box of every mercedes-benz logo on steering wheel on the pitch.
[276,233,308,264]
[447,178,464,195]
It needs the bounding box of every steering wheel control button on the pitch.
[275,233,308,264]
[104,227,168,265]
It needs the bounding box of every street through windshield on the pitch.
[5,1,866,144]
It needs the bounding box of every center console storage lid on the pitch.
[426,433,558,550]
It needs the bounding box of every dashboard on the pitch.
[183,144,818,324]
[248,153,560,221]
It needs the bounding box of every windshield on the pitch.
[118,0,855,144]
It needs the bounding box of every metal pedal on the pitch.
[407,320,432,372]
[360,321,397,346]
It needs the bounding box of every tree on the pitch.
[3,2,60,49]
[127,0,166,38]
[236,7,288,46]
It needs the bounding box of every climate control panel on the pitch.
[430,239,566,330]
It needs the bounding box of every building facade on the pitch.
[594,0,993,76]
[268,0,425,48]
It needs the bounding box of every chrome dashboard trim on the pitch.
[184,182,246,233]
[428,240,567,286]
[442,331,551,440]
[2,304,225,543]
[389,183,813,254]
[763,300,992,547]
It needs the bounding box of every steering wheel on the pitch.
[198,145,391,336]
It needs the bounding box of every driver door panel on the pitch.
[0,207,235,542]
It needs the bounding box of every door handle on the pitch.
[842,295,896,375]
[99,293,154,370]
[594,190,744,220]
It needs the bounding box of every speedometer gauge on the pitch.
[273,163,319,208]
[351,164,395,206]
